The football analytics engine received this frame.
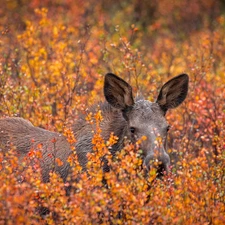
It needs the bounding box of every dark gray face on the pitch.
[104,73,189,176]
[127,100,170,174]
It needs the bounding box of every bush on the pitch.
[0,1,224,224]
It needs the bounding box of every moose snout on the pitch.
[144,152,170,176]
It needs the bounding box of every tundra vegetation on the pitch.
[0,1,225,224]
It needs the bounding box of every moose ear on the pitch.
[156,74,189,113]
[104,73,134,110]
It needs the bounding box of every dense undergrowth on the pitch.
[0,0,224,224]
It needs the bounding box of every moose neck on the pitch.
[97,102,129,155]
[71,101,128,156]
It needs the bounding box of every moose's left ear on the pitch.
[156,74,189,113]
[104,73,134,110]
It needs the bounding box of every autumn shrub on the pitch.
[0,1,225,224]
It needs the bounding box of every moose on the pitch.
[0,73,189,184]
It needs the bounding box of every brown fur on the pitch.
[0,73,189,184]
[0,117,71,182]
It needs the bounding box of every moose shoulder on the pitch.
[0,73,189,182]
[0,117,71,183]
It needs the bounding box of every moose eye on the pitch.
[167,125,171,132]
[130,127,135,134]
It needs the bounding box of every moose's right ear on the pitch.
[104,73,134,110]
[156,74,189,113]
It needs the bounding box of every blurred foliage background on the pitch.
[0,0,225,224]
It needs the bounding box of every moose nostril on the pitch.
[156,163,167,177]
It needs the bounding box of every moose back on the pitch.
[0,73,189,182]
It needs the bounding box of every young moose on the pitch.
[0,73,189,183]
